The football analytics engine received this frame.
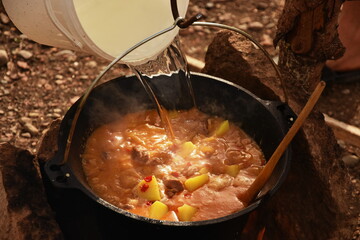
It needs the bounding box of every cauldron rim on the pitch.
[45,72,294,227]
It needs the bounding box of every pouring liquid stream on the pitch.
[129,36,196,140]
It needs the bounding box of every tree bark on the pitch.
[275,0,345,104]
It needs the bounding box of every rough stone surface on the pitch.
[0,143,63,240]
[36,119,61,165]
[203,30,284,101]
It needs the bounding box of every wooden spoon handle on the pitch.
[241,81,326,205]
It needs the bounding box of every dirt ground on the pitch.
[0,0,359,237]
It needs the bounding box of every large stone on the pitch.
[0,143,63,240]
[203,30,284,102]
[36,119,61,165]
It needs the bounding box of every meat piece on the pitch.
[164,179,184,198]
[208,174,232,191]
[225,148,252,165]
[150,151,172,165]
[131,146,171,165]
[181,164,198,177]
[131,146,150,164]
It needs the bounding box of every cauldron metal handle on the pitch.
[60,16,289,166]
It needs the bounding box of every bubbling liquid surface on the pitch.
[82,108,265,221]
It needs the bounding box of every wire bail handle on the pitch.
[61,2,288,165]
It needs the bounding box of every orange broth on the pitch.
[82,108,265,221]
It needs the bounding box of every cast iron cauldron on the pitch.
[44,72,294,240]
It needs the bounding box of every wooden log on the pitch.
[324,114,360,148]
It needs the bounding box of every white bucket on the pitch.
[3,0,189,63]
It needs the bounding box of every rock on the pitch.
[219,13,232,22]
[3,89,9,95]
[24,122,39,136]
[266,23,276,29]
[248,21,264,31]
[44,83,53,91]
[70,96,80,104]
[341,89,350,95]
[16,61,30,69]
[20,75,28,82]
[73,61,80,68]
[52,113,62,118]
[0,143,63,239]
[68,67,75,73]
[20,117,32,124]
[19,34,28,40]
[53,108,62,113]
[85,60,98,68]
[55,74,64,80]
[239,16,252,24]
[36,120,61,164]
[55,80,65,85]
[238,24,248,30]
[0,49,9,67]
[17,50,33,59]
[205,2,215,9]
[79,75,89,80]
[203,31,282,101]
[0,12,10,24]
[2,75,10,83]
[28,112,40,118]
[261,16,270,25]
[0,109,4,115]
[7,61,15,72]
[260,34,273,47]
[342,154,360,168]
[21,132,31,138]
[256,2,269,10]
[54,50,75,57]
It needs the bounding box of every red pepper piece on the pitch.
[140,183,149,192]
[144,176,153,182]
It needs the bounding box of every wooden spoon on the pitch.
[240,81,326,206]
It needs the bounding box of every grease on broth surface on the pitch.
[82,108,265,221]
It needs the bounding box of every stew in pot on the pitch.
[82,108,265,221]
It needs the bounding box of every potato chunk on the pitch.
[213,120,229,137]
[184,174,209,192]
[149,201,168,220]
[177,204,198,221]
[178,141,196,157]
[225,164,240,177]
[136,176,161,201]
